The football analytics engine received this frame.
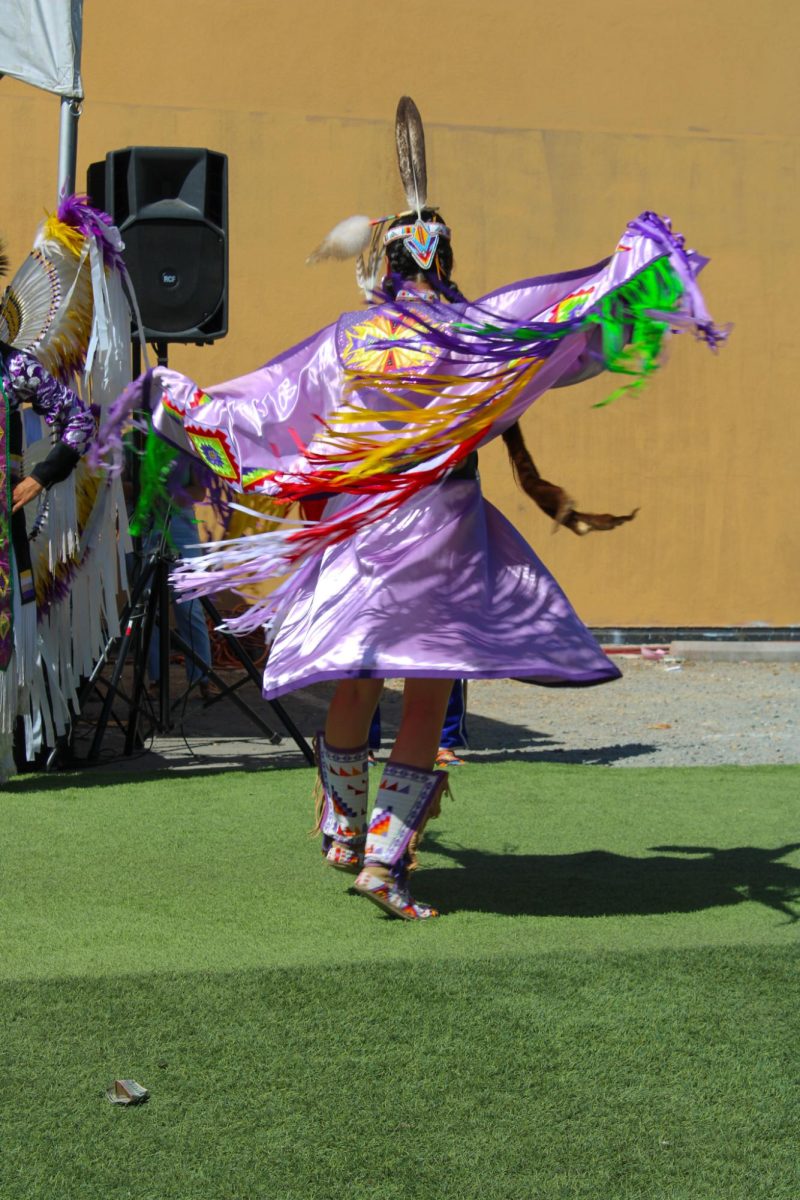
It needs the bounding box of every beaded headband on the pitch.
[384,220,451,271]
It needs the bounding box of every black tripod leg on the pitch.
[123,558,168,754]
[156,555,173,732]
[171,628,282,741]
[76,587,136,713]
[78,533,165,717]
[87,556,157,761]
[200,596,314,764]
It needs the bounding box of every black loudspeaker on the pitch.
[87,147,228,344]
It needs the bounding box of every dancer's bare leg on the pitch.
[325,677,384,749]
[389,678,453,769]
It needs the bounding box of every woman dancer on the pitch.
[307,203,624,920]
[101,99,724,920]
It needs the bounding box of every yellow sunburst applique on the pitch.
[341,314,436,375]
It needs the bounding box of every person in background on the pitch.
[0,332,95,778]
[143,456,217,702]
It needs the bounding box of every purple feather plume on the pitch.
[57,193,127,272]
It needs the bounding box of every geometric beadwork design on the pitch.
[17,567,35,604]
[184,423,240,483]
[316,734,370,852]
[354,869,439,920]
[241,467,276,492]
[327,843,362,869]
[367,811,392,837]
[384,220,450,271]
[378,778,411,795]
[402,219,440,271]
[364,762,446,871]
[333,793,362,820]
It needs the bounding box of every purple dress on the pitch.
[262,481,620,698]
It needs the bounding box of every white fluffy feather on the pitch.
[306,215,374,264]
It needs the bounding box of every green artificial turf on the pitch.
[2,763,798,1199]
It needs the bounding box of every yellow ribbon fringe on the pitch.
[320,357,545,483]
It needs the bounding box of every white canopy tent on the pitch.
[0,0,84,198]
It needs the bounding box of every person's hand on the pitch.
[12,476,44,513]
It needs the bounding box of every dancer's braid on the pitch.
[501,422,542,493]
[501,421,575,525]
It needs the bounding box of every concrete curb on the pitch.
[671,641,800,663]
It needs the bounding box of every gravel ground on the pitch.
[76,656,800,772]
[462,657,800,767]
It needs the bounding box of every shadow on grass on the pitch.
[2,756,316,791]
[422,832,800,922]
[464,741,659,765]
[4,739,659,790]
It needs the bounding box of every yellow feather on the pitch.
[40,214,86,260]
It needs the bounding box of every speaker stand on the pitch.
[70,536,313,766]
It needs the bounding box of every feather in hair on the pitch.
[354,221,390,300]
[365,222,389,294]
[306,215,374,264]
[395,96,428,214]
[355,255,369,299]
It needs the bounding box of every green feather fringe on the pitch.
[457,256,686,406]
[584,256,684,407]
[129,428,179,539]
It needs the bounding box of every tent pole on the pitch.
[57,96,81,201]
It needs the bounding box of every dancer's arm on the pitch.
[6,349,94,510]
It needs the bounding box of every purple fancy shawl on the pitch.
[96,211,724,630]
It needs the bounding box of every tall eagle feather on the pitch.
[395,96,428,214]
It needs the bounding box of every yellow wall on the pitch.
[2,0,797,625]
